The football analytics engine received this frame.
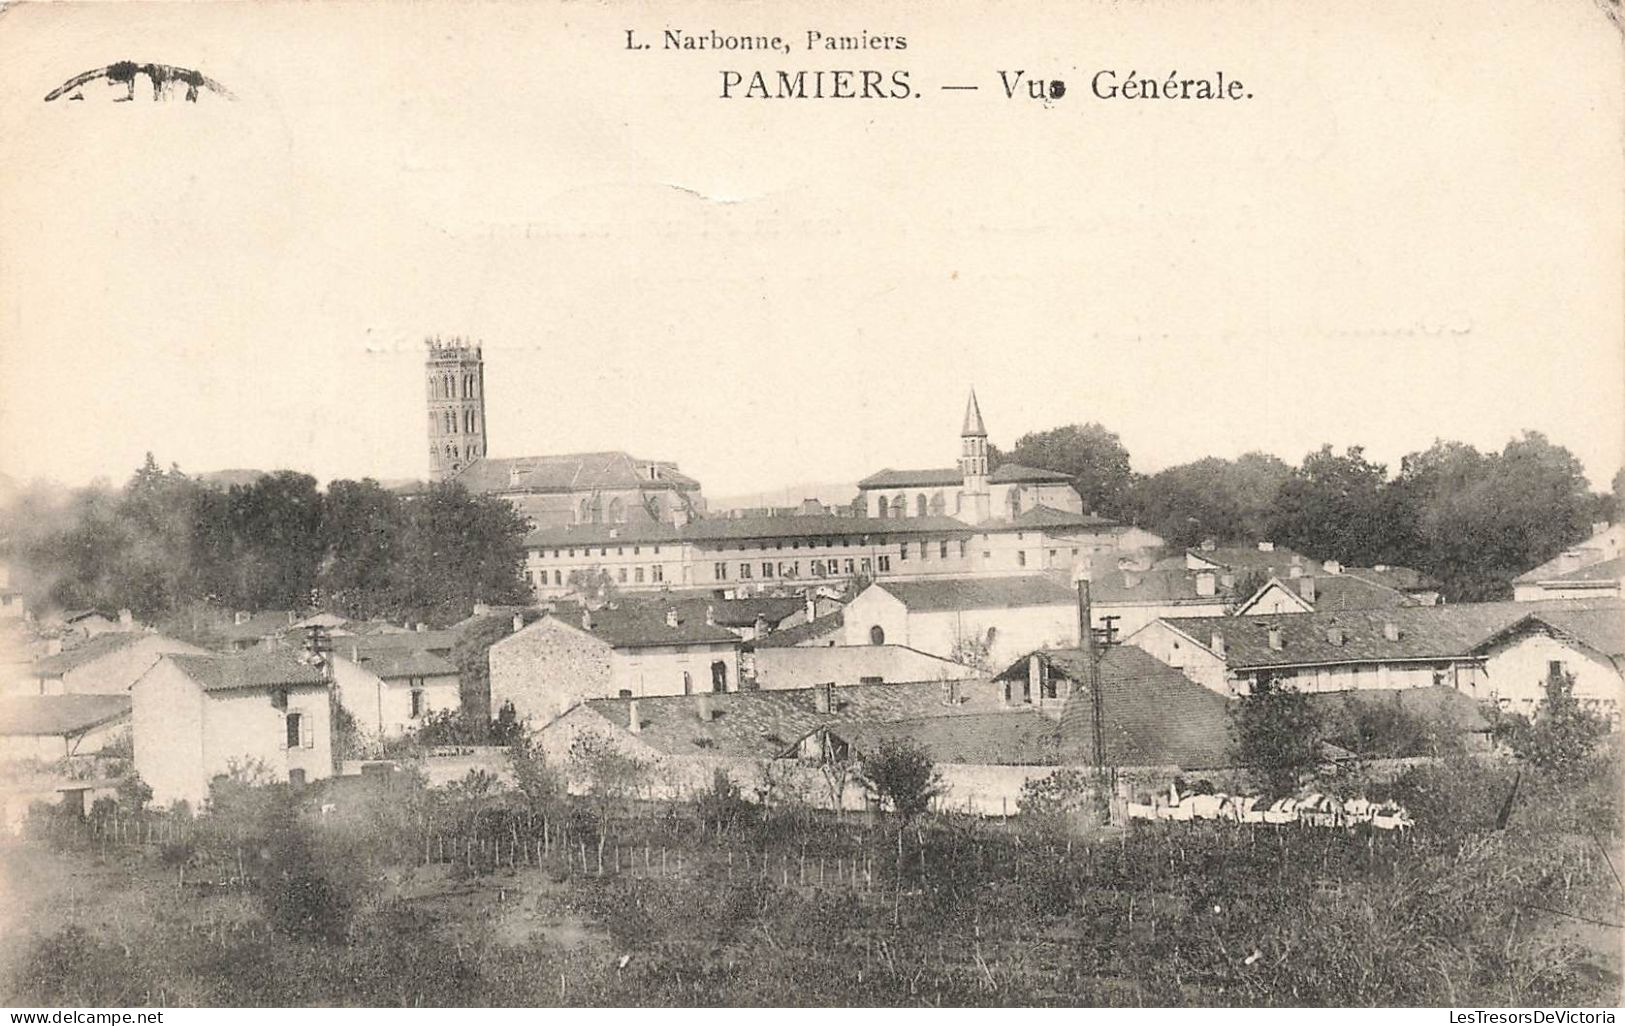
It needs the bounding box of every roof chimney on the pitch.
[581,608,593,631]
[1326,626,1346,646]
[627,699,640,734]
[512,613,525,633]
[705,604,715,627]
[235,610,251,626]
[1211,631,1226,657]
[415,623,427,633]
[1383,621,1401,642]
[805,591,816,624]
[474,602,491,617]
[1322,560,1342,575]
[1200,538,1216,552]
[814,682,833,714]
[1122,571,1140,589]
[1257,541,1275,552]
[697,693,715,722]
[666,608,679,628]
[1267,626,1284,651]
[1299,576,1317,602]
[1289,565,1303,579]
[1195,572,1217,597]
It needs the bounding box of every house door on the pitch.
[710,661,727,693]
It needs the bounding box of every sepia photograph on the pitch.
[0,0,1621,1011]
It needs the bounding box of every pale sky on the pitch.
[1,0,1621,500]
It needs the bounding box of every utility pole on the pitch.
[1075,568,1110,824]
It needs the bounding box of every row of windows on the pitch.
[527,565,666,588]
[540,544,664,558]
[431,443,481,462]
[714,555,893,580]
[872,489,1026,518]
[431,409,480,435]
[428,373,480,400]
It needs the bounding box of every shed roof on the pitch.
[31,632,146,677]
[0,694,131,736]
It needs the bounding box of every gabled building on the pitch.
[131,651,333,806]
[490,604,742,724]
[1235,571,1420,616]
[330,643,461,737]
[1125,598,1624,703]
[1514,523,1624,601]
[840,575,1080,667]
[18,631,206,698]
[1468,605,1625,719]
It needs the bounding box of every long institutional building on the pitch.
[423,341,1155,597]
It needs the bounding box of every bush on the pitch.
[1495,672,1609,778]
[856,736,943,818]
[1231,679,1321,794]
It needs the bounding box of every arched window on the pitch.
[915,494,928,518]
[928,492,946,516]
[889,495,906,518]
[579,497,593,523]
[683,671,693,696]
[869,625,886,645]
[874,495,887,519]
[606,497,626,523]
[710,660,728,693]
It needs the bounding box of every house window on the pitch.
[870,625,886,645]
[898,544,908,561]
[940,541,949,559]
[617,567,628,583]
[683,671,692,695]
[740,563,753,579]
[1017,551,1027,567]
[270,688,288,711]
[762,562,775,578]
[711,661,728,693]
[877,555,890,572]
[844,558,855,574]
[410,689,425,718]
[714,562,728,580]
[827,559,839,575]
[285,712,303,749]
[652,565,664,582]
[554,570,563,585]
[634,567,645,583]
[921,540,930,561]
[861,557,872,572]
[1547,660,1567,682]
[958,540,967,558]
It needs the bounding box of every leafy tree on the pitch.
[1495,671,1608,778]
[1128,452,1292,549]
[856,735,943,818]
[947,627,996,674]
[226,470,325,611]
[1231,678,1321,795]
[1008,423,1135,517]
[318,478,405,618]
[568,732,649,870]
[1018,768,1094,833]
[1267,445,1398,567]
[566,566,618,606]
[387,482,531,626]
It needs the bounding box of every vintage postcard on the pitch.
[0,0,1621,1012]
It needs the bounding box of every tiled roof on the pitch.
[522,521,684,547]
[1474,606,1625,661]
[706,597,804,629]
[870,575,1077,612]
[336,647,457,680]
[165,652,328,692]
[1545,555,1625,585]
[1169,545,1312,575]
[752,644,979,688]
[452,452,700,495]
[833,711,1057,765]
[756,609,846,648]
[1149,598,1624,670]
[1305,687,1491,738]
[997,506,1117,530]
[579,677,1003,760]
[0,694,131,736]
[522,513,974,549]
[557,605,739,649]
[1514,525,1625,583]
[988,463,1073,485]
[1341,566,1440,592]
[30,632,146,677]
[997,646,1236,769]
[218,611,298,640]
[1245,573,1417,612]
[856,468,965,489]
[1086,566,1233,605]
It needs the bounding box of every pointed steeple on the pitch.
[961,388,987,438]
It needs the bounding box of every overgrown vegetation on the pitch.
[4,736,1620,1007]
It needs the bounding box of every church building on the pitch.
[422,338,706,528]
[856,390,1088,525]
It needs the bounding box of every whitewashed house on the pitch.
[131,651,333,807]
[330,643,461,736]
[840,576,1079,668]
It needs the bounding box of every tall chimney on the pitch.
[805,590,816,624]
[628,699,640,734]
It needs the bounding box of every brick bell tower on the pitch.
[425,336,487,481]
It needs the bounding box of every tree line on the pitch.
[0,455,531,628]
[989,425,1619,600]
